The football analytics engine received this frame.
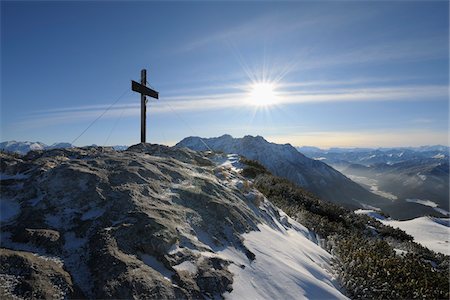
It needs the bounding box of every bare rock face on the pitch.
[0,144,261,299]
[0,248,80,299]
[12,229,62,252]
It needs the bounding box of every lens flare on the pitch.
[248,82,278,107]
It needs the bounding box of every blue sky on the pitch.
[1,1,448,148]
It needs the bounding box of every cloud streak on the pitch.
[15,82,448,130]
[266,129,449,148]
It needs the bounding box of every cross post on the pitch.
[140,69,146,143]
[131,69,159,143]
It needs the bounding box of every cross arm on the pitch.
[131,80,159,99]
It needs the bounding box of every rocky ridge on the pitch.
[177,134,388,209]
[0,144,344,299]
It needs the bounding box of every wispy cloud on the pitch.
[15,81,448,130]
[296,36,448,71]
[176,5,381,53]
[278,84,448,104]
[266,129,449,148]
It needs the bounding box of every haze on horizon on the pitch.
[1,1,448,148]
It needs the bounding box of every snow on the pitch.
[32,253,64,267]
[211,153,243,172]
[405,199,450,216]
[219,223,347,300]
[405,198,439,208]
[354,209,387,220]
[416,173,427,181]
[382,217,450,255]
[169,192,348,299]
[346,174,397,200]
[173,261,198,274]
[313,157,327,161]
[0,197,21,223]
[81,207,105,221]
[355,210,450,255]
[140,254,174,281]
[394,248,408,256]
[368,184,398,201]
[433,207,450,217]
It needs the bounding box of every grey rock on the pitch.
[0,144,261,299]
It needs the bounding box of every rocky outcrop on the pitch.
[0,248,81,299]
[0,144,260,299]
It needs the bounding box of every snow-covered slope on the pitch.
[381,217,450,255]
[0,141,72,154]
[177,135,388,208]
[0,144,346,299]
[0,141,47,154]
[355,210,450,255]
[220,213,345,299]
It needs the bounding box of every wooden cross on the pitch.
[131,69,159,143]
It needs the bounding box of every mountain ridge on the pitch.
[0,143,347,299]
[176,134,389,209]
[0,141,128,155]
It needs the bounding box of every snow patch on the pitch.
[173,261,198,274]
[405,199,450,216]
[219,224,347,300]
[433,207,450,217]
[406,198,438,208]
[81,207,105,221]
[354,209,387,220]
[140,254,174,281]
[416,173,427,181]
[346,174,397,200]
[0,198,21,223]
[313,157,327,161]
[356,210,450,255]
[211,153,244,172]
[382,217,450,255]
[394,248,408,256]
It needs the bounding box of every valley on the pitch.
[300,146,449,219]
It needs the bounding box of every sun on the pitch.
[248,82,278,107]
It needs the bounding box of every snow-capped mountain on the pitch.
[0,141,47,154]
[46,142,74,150]
[0,141,73,155]
[298,145,449,167]
[176,135,388,209]
[0,141,129,155]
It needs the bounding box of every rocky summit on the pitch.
[0,144,344,299]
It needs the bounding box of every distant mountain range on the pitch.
[177,134,389,209]
[0,141,128,155]
[298,145,449,167]
[299,145,449,219]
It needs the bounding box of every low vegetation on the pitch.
[241,158,449,299]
